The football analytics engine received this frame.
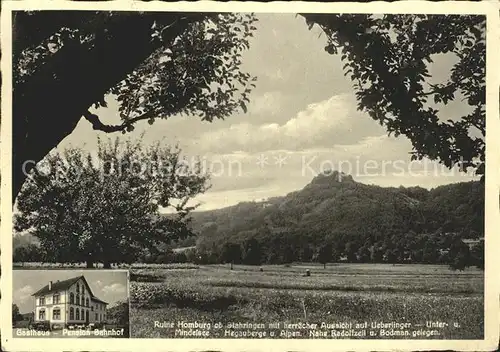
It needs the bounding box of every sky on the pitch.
[12,270,128,314]
[56,13,477,211]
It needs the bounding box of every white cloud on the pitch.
[331,134,412,160]
[185,132,476,210]
[265,67,287,81]
[15,285,33,303]
[248,91,284,115]
[101,283,126,296]
[282,94,352,138]
[194,93,381,154]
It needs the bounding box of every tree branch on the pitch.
[83,110,157,133]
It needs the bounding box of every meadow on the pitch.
[129,263,484,339]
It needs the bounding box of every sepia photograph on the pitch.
[12,270,130,338]
[1,1,498,351]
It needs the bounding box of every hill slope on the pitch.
[190,171,483,264]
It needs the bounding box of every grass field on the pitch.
[129,263,484,339]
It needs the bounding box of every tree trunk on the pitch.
[103,260,111,269]
[323,263,326,269]
[86,260,94,268]
[230,262,233,270]
[12,14,203,204]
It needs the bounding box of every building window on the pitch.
[95,313,98,321]
[91,305,94,311]
[70,292,74,304]
[76,308,80,320]
[53,308,61,320]
[76,283,79,293]
[39,309,45,320]
[53,293,60,304]
[76,293,80,306]
[39,296,45,305]
[70,307,74,320]
[85,298,89,307]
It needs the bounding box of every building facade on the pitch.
[32,275,108,328]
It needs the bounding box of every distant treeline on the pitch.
[164,232,483,271]
[13,172,484,271]
[14,233,483,271]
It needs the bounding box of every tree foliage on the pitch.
[15,138,209,268]
[12,304,23,324]
[470,239,484,270]
[315,243,334,268]
[13,11,257,202]
[303,14,485,176]
[107,301,130,326]
[219,242,243,265]
[13,244,45,263]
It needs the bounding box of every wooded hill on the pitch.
[188,171,484,267]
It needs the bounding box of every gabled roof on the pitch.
[31,275,107,304]
[32,275,83,296]
[91,296,108,304]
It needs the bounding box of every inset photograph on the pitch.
[12,270,129,338]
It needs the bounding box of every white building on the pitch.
[32,275,108,328]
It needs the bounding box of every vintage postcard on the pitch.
[1,1,499,351]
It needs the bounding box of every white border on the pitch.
[1,1,499,351]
